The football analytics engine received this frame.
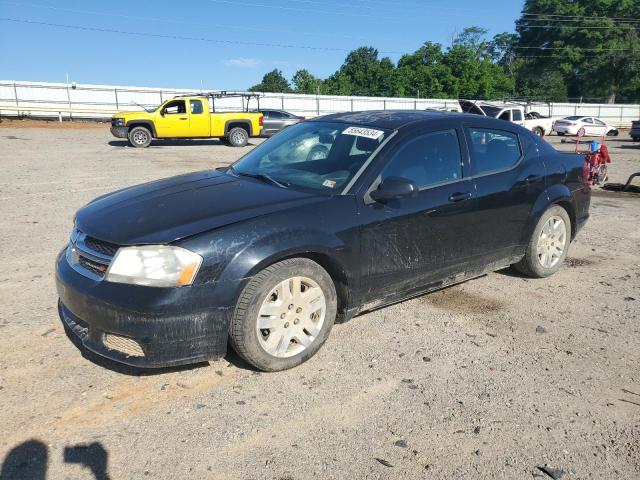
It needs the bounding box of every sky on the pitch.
[0,0,524,90]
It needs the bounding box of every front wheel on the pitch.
[229,258,337,371]
[226,127,249,147]
[514,205,571,278]
[127,126,152,148]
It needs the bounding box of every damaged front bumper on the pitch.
[55,249,230,368]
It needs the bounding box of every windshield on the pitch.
[565,116,582,121]
[231,121,390,194]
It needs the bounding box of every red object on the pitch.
[259,115,264,126]
[583,145,611,186]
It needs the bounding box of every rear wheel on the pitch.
[514,205,571,278]
[127,126,152,148]
[607,129,619,137]
[533,127,545,137]
[229,258,337,371]
[227,127,249,147]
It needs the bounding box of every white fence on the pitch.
[1,80,639,127]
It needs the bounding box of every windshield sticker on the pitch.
[341,126,384,140]
[322,179,337,188]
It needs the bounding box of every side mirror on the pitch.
[160,110,165,117]
[369,176,417,203]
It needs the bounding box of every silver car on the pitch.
[256,109,305,137]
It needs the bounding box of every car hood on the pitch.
[459,100,487,116]
[75,170,324,245]
[113,110,156,121]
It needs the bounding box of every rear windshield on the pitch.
[231,121,390,194]
[564,116,582,121]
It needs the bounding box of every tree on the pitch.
[516,0,640,103]
[249,69,292,93]
[292,69,322,94]
[395,42,452,98]
[332,47,397,96]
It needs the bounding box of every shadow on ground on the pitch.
[0,440,111,480]
[108,139,259,148]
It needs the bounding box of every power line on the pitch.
[0,17,405,54]
[3,16,635,58]
[0,0,382,41]
[522,12,640,22]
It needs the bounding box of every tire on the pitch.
[557,132,565,136]
[229,258,337,371]
[533,127,545,137]
[226,127,249,147]
[514,205,572,278]
[606,129,619,137]
[127,126,152,148]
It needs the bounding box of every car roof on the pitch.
[312,110,520,131]
[312,110,463,129]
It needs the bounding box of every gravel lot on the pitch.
[1,122,639,479]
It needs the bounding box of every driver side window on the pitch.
[163,100,186,115]
[380,130,463,189]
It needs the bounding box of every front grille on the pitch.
[84,236,119,256]
[67,229,120,280]
[78,255,109,277]
[103,333,145,357]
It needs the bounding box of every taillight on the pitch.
[298,117,305,121]
[259,115,264,126]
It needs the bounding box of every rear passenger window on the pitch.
[512,110,523,121]
[381,129,462,189]
[190,100,203,114]
[466,128,521,175]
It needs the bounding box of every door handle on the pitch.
[524,174,542,184]
[179,117,188,120]
[448,192,472,202]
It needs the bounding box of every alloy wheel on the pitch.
[133,130,148,145]
[536,215,567,269]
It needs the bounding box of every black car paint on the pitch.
[56,111,590,368]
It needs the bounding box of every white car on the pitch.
[554,116,619,137]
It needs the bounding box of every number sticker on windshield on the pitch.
[342,126,384,140]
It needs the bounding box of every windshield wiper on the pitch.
[229,166,289,188]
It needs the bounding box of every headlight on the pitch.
[113,118,125,126]
[105,246,202,287]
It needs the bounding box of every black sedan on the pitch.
[56,111,591,371]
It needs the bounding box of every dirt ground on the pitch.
[0,126,638,480]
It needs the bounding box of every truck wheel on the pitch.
[514,205,571,278]
[128,126,152,148]
[533,127,545,137]
[229,258,337,371]
[227,127,249,147]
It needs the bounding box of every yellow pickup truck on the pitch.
[110,93,263,148]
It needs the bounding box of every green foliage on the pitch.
[248,5,639,103]
[249,69,292,93]
[517,0,640,103]
[291,69,322,94]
